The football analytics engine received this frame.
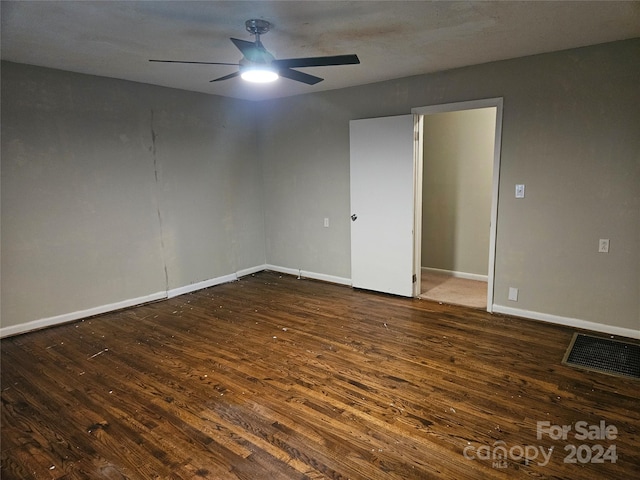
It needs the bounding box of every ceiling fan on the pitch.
[150,19,360,85]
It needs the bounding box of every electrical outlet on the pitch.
[323,217,330,228]
[599,239,609,253]
[508,287,519,301]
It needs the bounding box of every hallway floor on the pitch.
[420,270,487,309]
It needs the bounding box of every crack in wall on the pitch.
[150,109,170,292]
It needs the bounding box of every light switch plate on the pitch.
[515,184,525,198]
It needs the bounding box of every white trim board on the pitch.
[2,268,261,338]
[421,267,488,283]
[237,264,268,278]
[265,264,352,286]
[4,268,635,343]
[167,273,238,298]
[0,265,351,338]
[167,264,273,297]
[411,98,503,115]
[493,304,640,340]
[164,265,273,298]
[0,290,167,338]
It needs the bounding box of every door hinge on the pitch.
[412,273,417,283]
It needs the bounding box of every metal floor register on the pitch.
[563,333,640,379]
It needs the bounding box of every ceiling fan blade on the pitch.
[278,68,323,85]
[230,37,275,64]
[273,54,360,69]
[230,37,258,56]
[150,59,238,66]
[210,71,241,83]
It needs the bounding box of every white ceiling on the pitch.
[2,1,639,101]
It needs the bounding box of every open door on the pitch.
[349,115,416,297]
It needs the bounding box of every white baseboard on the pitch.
[300,269,352,286]
[492,304,640,340]
[236,264,268,278]
[265,264,352,286]
[265,264,301,277]
[168,272,238,298]
[5,267,636,344]
[1,266,267,338]
[422,266,487,282]
[168,265,274,298]
[169,265,271,298]
[0,291,167,339]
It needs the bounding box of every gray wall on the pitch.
[258,94,354,278]
[421,108,495,276]
[2,39,639,335]
[258,39,639,332]
[1,62,265,330]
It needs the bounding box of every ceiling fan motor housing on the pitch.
[245,19,271,36]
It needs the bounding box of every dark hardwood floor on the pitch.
[2,271,638,479]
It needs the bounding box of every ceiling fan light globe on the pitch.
[240,68,279,83]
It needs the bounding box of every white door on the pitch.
[350,115,416,297]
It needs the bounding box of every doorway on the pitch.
[412,99,503,312]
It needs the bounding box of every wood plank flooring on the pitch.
[2,271,639,479]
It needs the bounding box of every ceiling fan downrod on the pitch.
[245,19,271,45]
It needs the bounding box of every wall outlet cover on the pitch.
[598,238,610,253]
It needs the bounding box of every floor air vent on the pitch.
[563,333,640,379]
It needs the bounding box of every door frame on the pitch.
[411,98,503,312]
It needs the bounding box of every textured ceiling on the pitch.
[2,1,639,101]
